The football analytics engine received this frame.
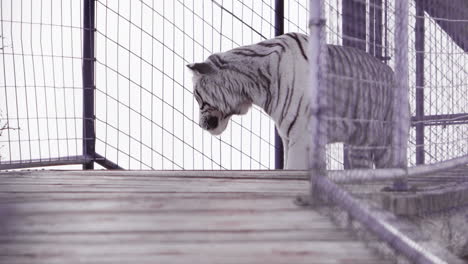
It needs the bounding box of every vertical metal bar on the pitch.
[82,0,96,170]
[415,0,425,165]
[274,0,284,169]
[369,0,383,58]
[342,0,366,169]
[309,0,327,202]
[392,0,410,190]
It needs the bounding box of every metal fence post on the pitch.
[392,0,410,190]
[308,0,327,202]
[274,0,284,169]
[83,0,96,170]
[415,0,425,165]
[369,0,383,58]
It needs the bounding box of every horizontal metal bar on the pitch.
[411,113,468,126]
[93,153,123,170]
[0,156,89,170]
[328,154,468,184]
[0,154,124,171]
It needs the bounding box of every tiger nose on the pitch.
[206,116,218,130]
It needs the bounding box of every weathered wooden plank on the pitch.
[4,169,445,263]
[0,197,303,213]
[0,242,391,264]
[0,180,307,191]
[0,229,353,243]
[0,192,296,202]
[0,257,391,264]
[3,168,466,187]
[0,177,309,194]
[0,210,336,233]
[0,172,308,183]
[0,170,309,180]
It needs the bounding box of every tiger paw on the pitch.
[294,195,313,207]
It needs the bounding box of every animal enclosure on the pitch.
[1,0,468,262]
[0,0,467,171]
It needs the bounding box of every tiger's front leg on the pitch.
[287,134,313,207]
[282,137,289,169]
[347,147,374,169]
[285,134,309,170]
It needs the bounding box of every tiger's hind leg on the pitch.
[372,147,393,168]
[374,145,412,191]
[347,147,373,169]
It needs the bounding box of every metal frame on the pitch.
[415,0,425,165]
[0,154,122,170]
[0,0,122,171]
[369,0,383,58]
[0,156,90,170]
[82,0,96,170]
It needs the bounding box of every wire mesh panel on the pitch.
[306,0,411,172]
[93,0,279,169]
[0,0,84,168]
[314,0,468,169]
[372,0,468,167]
[0,0,287,170]
[379,0,468,166]
[1,0,467,170]
[307,0,468,261]
[410,0,468,165]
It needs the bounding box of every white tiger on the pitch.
[187,32,396,170]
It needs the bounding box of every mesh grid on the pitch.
[307,0,468,261]
[92,0,278,169]
[0,0,83,166]
[320,0,468,169]
[410,0,468,165]
[1,0,284,170]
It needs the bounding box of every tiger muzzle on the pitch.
[205,116,218,130]
[199,110,229,135]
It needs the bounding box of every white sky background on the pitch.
[0,0,467,170]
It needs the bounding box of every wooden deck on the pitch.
[0,170,393,264]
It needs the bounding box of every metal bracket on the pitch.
[309,18,326,27]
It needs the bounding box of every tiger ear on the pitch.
[186,62,215,75]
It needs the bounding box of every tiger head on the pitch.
[187,61,252,135]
